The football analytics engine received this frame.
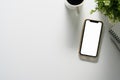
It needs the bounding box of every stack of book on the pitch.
[109,23,120,51]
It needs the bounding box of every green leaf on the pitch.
[91,0,120,22]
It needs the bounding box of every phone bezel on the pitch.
[79,19,103,57]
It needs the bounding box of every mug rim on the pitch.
[65,0,84,9]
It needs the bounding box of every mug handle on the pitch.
[76,7,80,16]
[75,7,80,16]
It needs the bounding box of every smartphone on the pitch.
[79,19,103,57]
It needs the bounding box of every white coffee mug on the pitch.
[65,0,84,15]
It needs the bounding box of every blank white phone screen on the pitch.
[81,20,102,56]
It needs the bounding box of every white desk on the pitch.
[0,0,120,80]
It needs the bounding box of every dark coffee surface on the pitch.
[67,0,83,5]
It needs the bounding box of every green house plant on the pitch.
[91,0,120,23]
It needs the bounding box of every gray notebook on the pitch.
[109,24,120,51]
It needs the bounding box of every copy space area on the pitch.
[0,0,120,80]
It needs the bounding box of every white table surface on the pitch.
[0,0,120,80]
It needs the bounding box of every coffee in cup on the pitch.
[65,0,84,10]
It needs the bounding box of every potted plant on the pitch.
[91,0,120,23]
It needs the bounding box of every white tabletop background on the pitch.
[0,0,120,80]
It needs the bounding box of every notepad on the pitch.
[109,23,120,51]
